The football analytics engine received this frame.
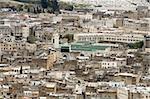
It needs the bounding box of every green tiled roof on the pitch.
[71,43,108,52]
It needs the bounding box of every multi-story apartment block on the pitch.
[123,18,149,31]
[0,42,26,52]
[0,25,12,36]
[12,25,23,37]
[101,58,126,68]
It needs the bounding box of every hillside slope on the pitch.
[60,0,150,10]
[0,0,24,4]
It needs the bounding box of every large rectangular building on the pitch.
[74,32,145,43]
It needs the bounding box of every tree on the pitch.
[59,2,73,11]
[128,41,144,49]
[27,8,30,12]
[63,34,74,43]
[27,35,36,44]
[33,7,37,14]
[17,4,24,11]
[51,0,60,13]
[37,6,42,13]
[41,0,48,9]
[20,66,22,74]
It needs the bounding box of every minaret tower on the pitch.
[52,33,59,49]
